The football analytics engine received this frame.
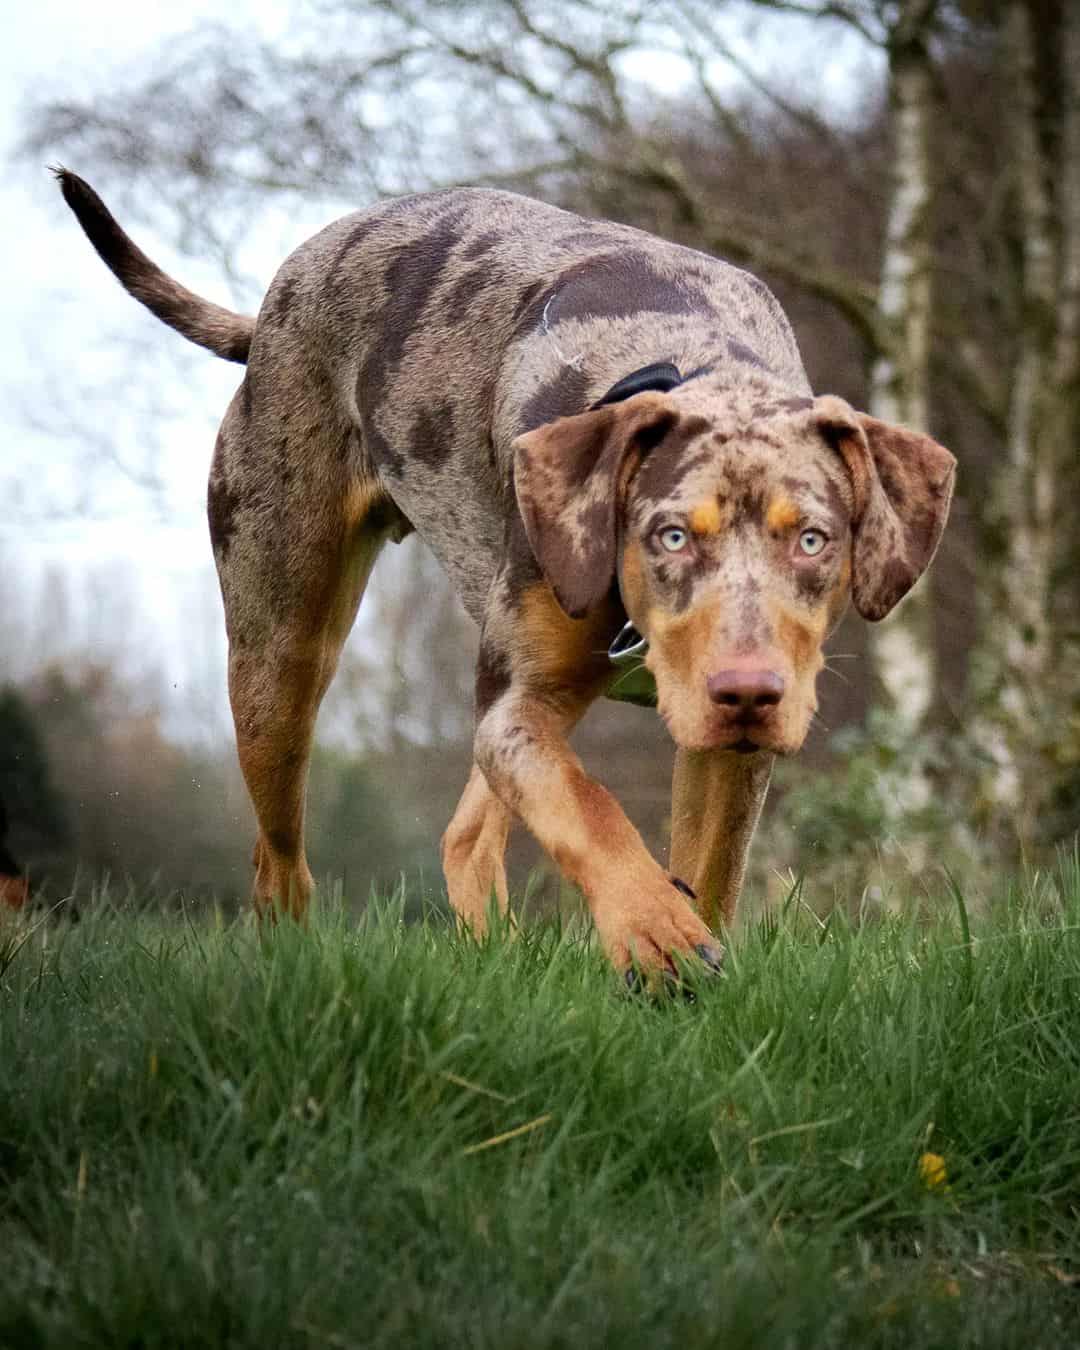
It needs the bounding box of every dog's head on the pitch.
[513,380,955,754]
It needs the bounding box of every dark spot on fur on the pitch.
[739,491,767,530]
[509,279,550,342]
[875,458,908,509]
[862,554,916,619]
[794,564,830,604]
[264,273,298,327]
[727,338,769,371]
[475,643,512,715]
[546,251,713,324]
[630,420,713,505]
[410,400,457,468]
[634,412,679,454]
[652,556,695,613]
[462,231,500,261]
[518,366,591,435]
[356,205,470,475]
[504,512,544,602]
[327,215,385,288]
[207,454,240,562]
[751,395,813,420]
[557,229,605,248]
[442,263,497,316]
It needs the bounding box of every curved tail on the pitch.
[53,167,254,364]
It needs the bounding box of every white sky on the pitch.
[1,0,285,740]
[1,0,876,744]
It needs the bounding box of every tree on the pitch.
[967,0,1080,848]
[0,685,70,874]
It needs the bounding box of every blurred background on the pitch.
[1,0,1077,915]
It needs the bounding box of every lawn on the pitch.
[2,859,1080,1348]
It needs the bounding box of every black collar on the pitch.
[591,362,684,408]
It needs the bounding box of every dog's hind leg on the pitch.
[211,401,404,920]
[441,764,513,933]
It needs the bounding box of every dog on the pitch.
[56,169,955,976]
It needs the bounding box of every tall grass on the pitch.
[2,856,1080,1347]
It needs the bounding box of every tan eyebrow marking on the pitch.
[766,496,800,532]
[689,499,721,535]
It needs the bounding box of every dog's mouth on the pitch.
[660,708,804,756]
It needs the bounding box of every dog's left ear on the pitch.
[513,393,678,618]
[815,395,957,621]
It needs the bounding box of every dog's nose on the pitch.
[706,669,785,711]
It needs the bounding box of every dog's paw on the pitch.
[593,872,722,985]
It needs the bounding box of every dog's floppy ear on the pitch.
[814,395,956,621]
[514,393,678,618]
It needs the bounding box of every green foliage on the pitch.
[1,863,1080,1347]
[763,712,986,905]
[0,684,69,865]
[1,665,432,911]
[307,746,434,909]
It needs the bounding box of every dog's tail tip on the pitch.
[52,164,253,365]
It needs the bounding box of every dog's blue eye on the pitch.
[798,529,827,556]
[659,527,688,553]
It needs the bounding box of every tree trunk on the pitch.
[865,1,937,737]
[971,0,1065,847]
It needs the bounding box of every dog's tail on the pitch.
[53,167,254,364]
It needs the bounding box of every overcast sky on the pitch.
[1,1,281,738]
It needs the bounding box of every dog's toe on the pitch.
[694,942,726,973]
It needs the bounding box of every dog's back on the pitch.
[240,188,808,616]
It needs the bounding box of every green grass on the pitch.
[3,857,1080,1348]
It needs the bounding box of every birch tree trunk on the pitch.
[971,0,1068,847]
[864,0,938,820]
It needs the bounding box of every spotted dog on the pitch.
[56,170,955,976]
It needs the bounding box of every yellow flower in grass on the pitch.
[919,1151,949,1191]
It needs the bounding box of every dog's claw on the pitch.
[670,874,697,901]
[695,942,726,972]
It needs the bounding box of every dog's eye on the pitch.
[798,529,827,557]
[658,526,689,553]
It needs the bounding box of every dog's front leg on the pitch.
[474,686,721,976]
[669,749,774,930]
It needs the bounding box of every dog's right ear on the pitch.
[513,393,678,618]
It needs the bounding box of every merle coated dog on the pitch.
[57,170,954,976]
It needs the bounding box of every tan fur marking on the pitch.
[475,696,714,972]
[342,477,382,528]
[517,583,616,694]
[766,496,800,532]
[442,764,513,933]
[689,499,721,536]
[670,748,773,929]
[619,539,647,621]
[775,608,826,677]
